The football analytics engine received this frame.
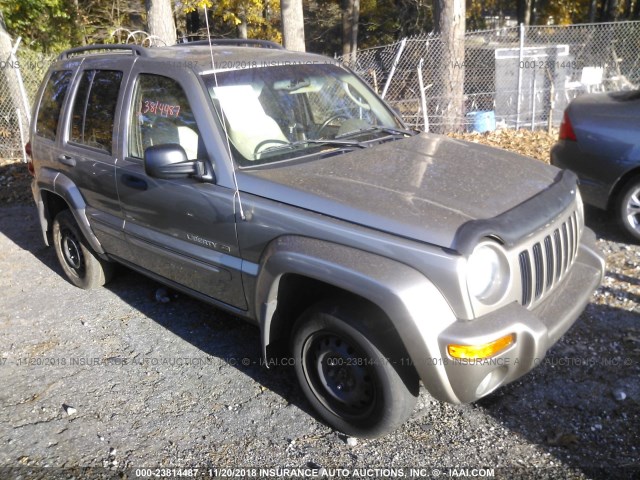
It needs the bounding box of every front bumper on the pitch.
[431,228,604,403]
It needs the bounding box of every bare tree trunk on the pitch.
[529,0,537,24]
[71,0,85,45]
[606,0,619,20]
[237,6,248,39]
[341,0,359,63]
[281,0,305,51]
[435,0,465,132]
[350,0,359,63]
[342,0,352,58]
[517,0,532,26]
[599,0,608,21]
[186,10,200,39]
[238,21,248,39]
[145,0,177,46]
[588,0,598,22]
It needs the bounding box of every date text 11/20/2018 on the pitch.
[133,467,496,478]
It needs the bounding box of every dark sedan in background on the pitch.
[551,89,640,241]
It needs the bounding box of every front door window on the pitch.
[128,74,203,161]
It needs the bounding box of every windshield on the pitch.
[202,63,406,166]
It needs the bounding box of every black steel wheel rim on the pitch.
[61,227,85,275]
[302,332,377,419]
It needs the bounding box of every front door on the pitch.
[116,71,246,309]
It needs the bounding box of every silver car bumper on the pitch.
[430,228,604,403]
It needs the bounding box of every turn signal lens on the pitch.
[447,334,515,360]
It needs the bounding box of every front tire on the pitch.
[618,177,640,242]
[52,210,114,289]
[291,302,418,438]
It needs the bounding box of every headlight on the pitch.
[466,241,510,305]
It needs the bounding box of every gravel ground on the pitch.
[0,156,639,480]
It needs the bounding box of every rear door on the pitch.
[58,60,131,257]
[115,66,246,309]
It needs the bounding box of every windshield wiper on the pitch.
[259,138,369,156]
[335,126,418,139]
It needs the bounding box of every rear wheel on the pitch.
[291,302,418,438]
[52,210,114,289]
[618,177,640,242]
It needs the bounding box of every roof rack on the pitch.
[58,44,148,60]
[180,39,284,50]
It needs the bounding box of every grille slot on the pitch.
[519,210,581,308]
[532,243,544,300]
[554,229,562,281]
[544,236,554,288]
[561,223,569,272]
[519,251,532,306]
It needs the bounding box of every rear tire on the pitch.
[52,210,114,289]
[618,177,640,242]
[291,302,418,438]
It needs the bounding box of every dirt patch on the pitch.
[0,159,32,206]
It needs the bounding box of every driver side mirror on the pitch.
[144,144,196,179]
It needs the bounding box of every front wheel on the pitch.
[291,303,418,438]
[52,210,114,289]
[618,177,640,242]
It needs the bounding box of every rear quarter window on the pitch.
[36,70,73,141]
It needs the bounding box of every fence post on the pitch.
[531,73,537,130]
[17,108,27,163]
[11,37,31,126]
[516,23,525,129]
[417,58,429,132]
[381,38,407,99]
[370,69,379,94]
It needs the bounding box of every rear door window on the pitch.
[69,70,123,153]
[36,70,73,141]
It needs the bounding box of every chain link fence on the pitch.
[342,21,640,133]
[2,21,640,159]
[1,41,56,160]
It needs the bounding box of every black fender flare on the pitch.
[35,168,105,254]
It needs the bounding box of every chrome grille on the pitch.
[519,210,581,308]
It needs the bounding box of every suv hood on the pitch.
[237,133,561,249]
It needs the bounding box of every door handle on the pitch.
[121,174,148,191]
[58,155,76,167]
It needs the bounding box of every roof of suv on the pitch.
[58,42,337,74]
